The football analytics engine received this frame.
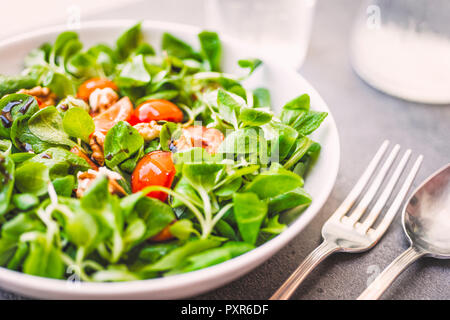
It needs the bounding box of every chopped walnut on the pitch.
[89,131,106,166]
[174,126,224,154]
[133,121,162,142]
[76,167,126,198]
[17,86,57,108]
[89,87,119,115]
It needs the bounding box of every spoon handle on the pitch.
[358,246,425,300]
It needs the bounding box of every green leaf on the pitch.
[1,213,45,240]
[280,94,312,129]
[162,32,200,60]
[169,219,196,240]
[283,93,310,110]
[144,238,222,272]
[293,111,328,135]
[24,43,51,67]
[66,51,101,79]
[245,166,304,200]
[182,162,225,192]
[134,196,175,238]
[116,22,142,61]
[0,74,38,97]
[214,220,239,241]
[12,193,39,211]
[160,122,181,151]
[56,95,90,113]
[218,127,265,155]
[253,88,271,108]
[134,42,156,56]
[52,175,75,197]
[0,93,39,138]
[25,147,91,179]
[215,176,242,197]
[172,176,202,209]
[261,215,287,234]
[28,106,76,147]
[265,121,298,161]
[217,89,245,129]
[65,210,98,248]
[60,38,83,71]
[233,192,268,244]
[104,121,144,168]
[138,242,179,263]
[10,115,56,153]
[283,135,314,169]
[40,69,76,98]
[7,242,28,270]
[167,241,254,274]
[136,90,179,103]
[23,235,65,279]
[238,58,262,75]
[15,162,49,196]
[198,31,221,72]
[63,107,95,142]
[50,31,79,66]
[239,108,272,127]
[115,54,151,87]
[0,139,12,155]
[0,154,14,215]
[268,186,311,214]
[87,44,116,76]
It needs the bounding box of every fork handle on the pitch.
[270,241,339,300]
[358,246,425,300]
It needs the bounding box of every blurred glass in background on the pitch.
[205,0,317,69]
[351,0,450,104]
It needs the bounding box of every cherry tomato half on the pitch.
[92,97,133,135]
[131,151,176,202]
[77,78,118,101]
[129,99,183,125]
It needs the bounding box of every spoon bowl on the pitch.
[359,163,450,299]
[404,164,450,257]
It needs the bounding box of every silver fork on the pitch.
[270,140,423,300]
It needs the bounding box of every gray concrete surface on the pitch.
[1,0,449,300]
[196,0,450,300]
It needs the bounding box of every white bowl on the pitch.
[0,20,340,299]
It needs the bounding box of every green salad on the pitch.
[0,23,327,281]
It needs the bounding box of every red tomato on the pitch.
[77,78,118,101]
[129,99,183,125]
[92,97,133,135]
[131,151,176,202]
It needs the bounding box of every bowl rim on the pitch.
[0,19,340,298]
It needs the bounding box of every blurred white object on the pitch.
[351,0,450,104]
[0,0,141,40]
[205,0,316,69]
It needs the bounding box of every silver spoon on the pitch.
[358,163,450,300]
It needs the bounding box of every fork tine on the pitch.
[346,144,400,225]
[360,149,411,232]
[370,155,423,237]
[332,140,390,220]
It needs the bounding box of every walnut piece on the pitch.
[17,86,57,108]
[76,167,126,198]
[89,131,106,166]
[133,121,162,142]
[89,87,119,115]
[174,126,224,154]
